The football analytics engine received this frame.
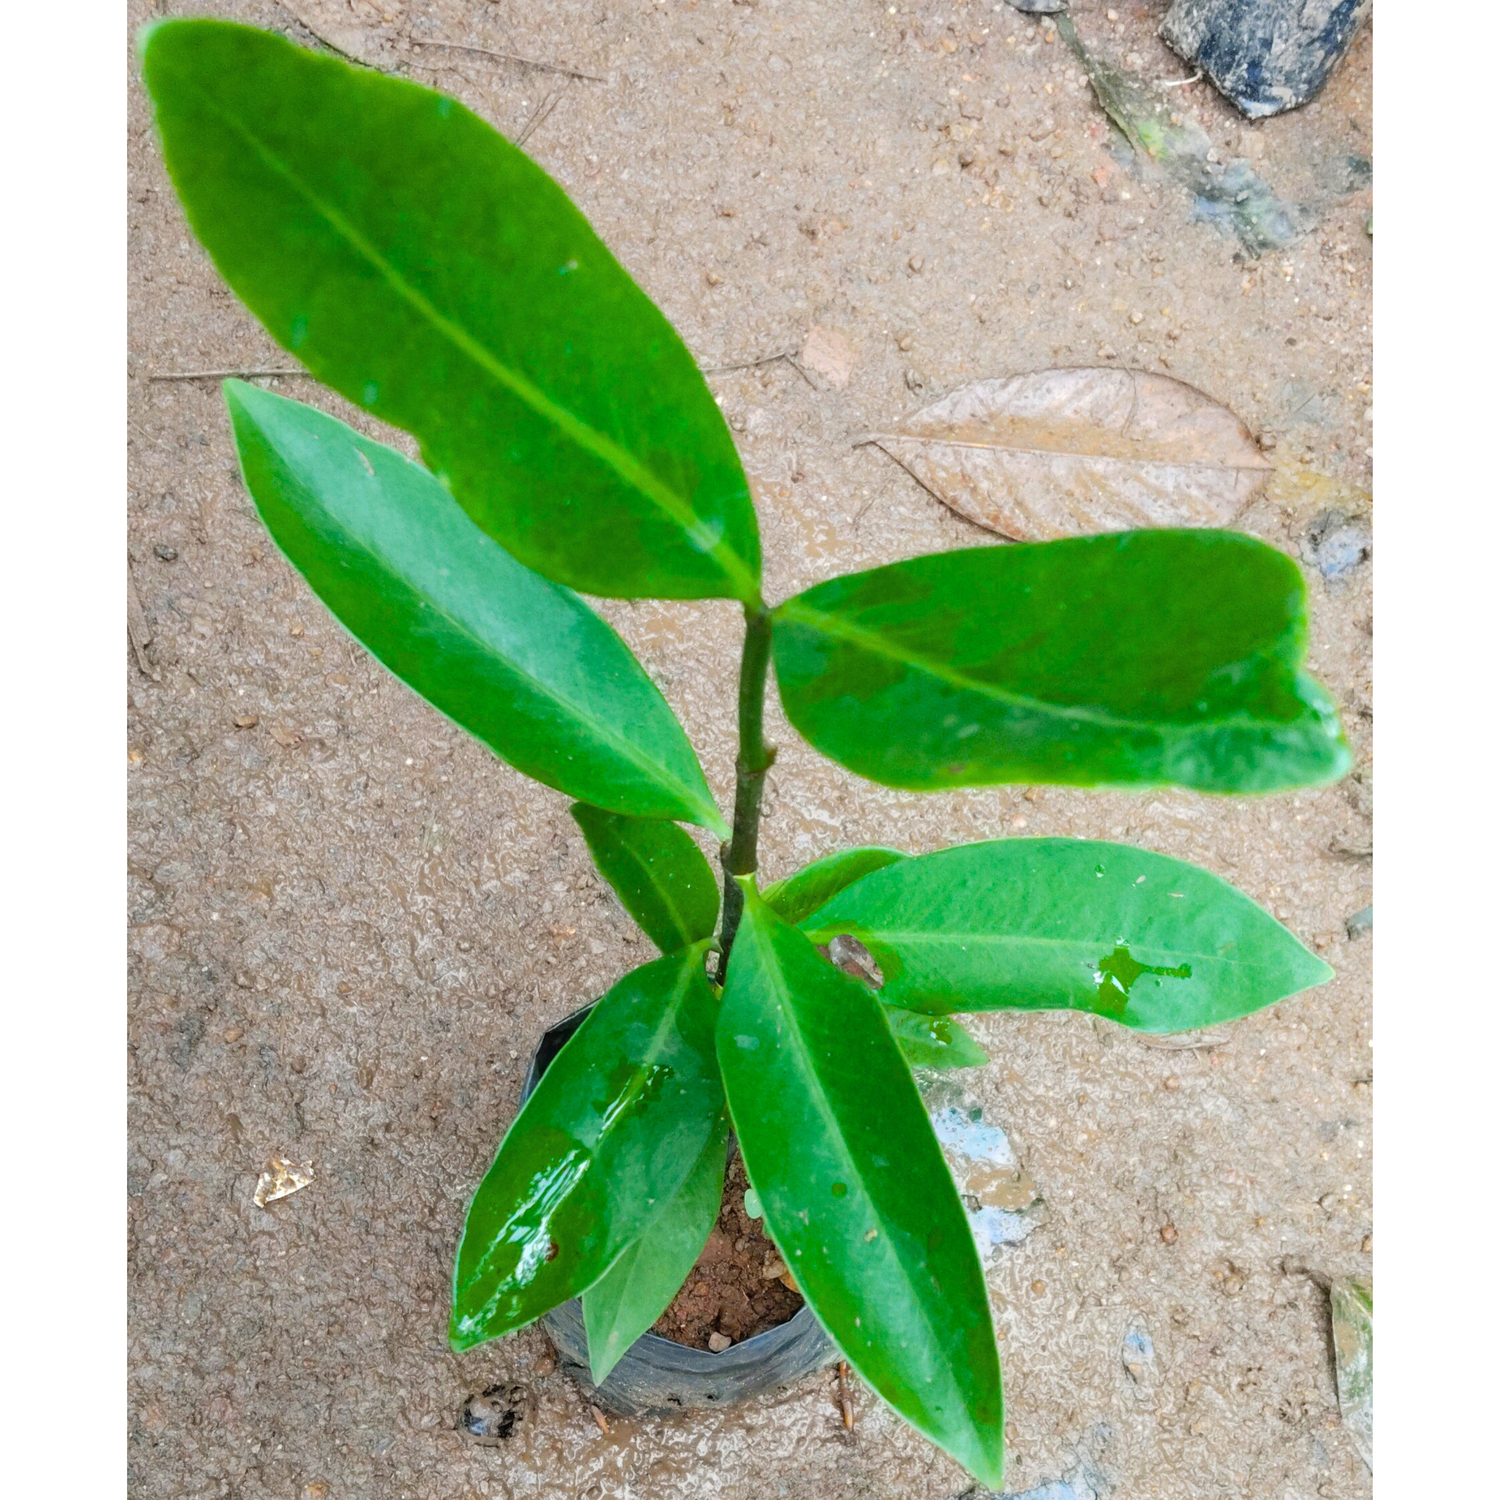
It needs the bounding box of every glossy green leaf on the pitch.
[887,1009,989,1070]
[571,804,722,952]
[773,531,1349,793]
[718,884,1004,1488]
[451,945,724,1349]
[760,846,907,927]
[582,1112,728,1385]
[141,19,761,603]
[227,384,726,833]
[801,838,1332,1031]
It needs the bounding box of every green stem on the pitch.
[718,604,775,969]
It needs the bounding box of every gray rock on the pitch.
[1161,0,1370,118]
[1006,1,1069,13]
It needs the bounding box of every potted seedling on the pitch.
[142,21,1348,1489]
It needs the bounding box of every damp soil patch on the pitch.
[651,1147,804,1349]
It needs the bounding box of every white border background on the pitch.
[3,0,123,1488]
[0,1,1490,1491]
[1373,0,1498,1489]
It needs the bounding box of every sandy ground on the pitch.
[127,2,1373,1496]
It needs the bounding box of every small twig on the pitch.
[852,492,881,531]
[1136,1030,1230,1051]
[836,1361,855,1431]
[699,349,799,376]
[589,1403,611,1435]
[149,368,307,382]
[515,78,572,148]
[1158,70,1204,89]
[278,2,388,71]
[410,39,605,84]
[127,569,160,683]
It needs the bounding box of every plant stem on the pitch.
[718,603,776,968]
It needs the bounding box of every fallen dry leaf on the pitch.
[1330,1277,1373,1470]
[799,326,856,389]
[254,1156,314,1208]
[873,367,1272,541]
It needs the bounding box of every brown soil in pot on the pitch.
[651,1148,804,1349]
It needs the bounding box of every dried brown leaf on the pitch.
[873,367,1271,541]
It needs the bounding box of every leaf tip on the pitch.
[135,18,167,59]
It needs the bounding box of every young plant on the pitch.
[142,21,1349,1489]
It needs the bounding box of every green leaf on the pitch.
[226,384,726,833]
[761,846,907,926]
[718,884,1004,1488]
[582,1112,728,1385]
[451,945,724,1349]
[773,531,1349,793]
[887,1009,989,1070]
[141,19,761,603]
[571,804,722,951]
[800,838,1332,1032]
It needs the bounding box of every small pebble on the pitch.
[897,333,913,351]
[233,713,259,729]
[1160,1224,1179,1244]
[705,270,722,286]
[908,254,924,272]
[153,543,178,561]
[1163,1076,1180,1091]
[708,1331,733,1352]
[1030,1280,1046,1295]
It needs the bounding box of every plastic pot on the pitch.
[522,1003,838,1417]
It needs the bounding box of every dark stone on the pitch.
[1161,0,1370,118]
[1006,0,1069,13]
[459,1383,529,1445]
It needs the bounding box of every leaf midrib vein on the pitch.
[623,844,702,948]
[875,432,1269,473]
[779,599,1292,737]
[800,927,1256,969]
[746,919,971,1409]
[295,449,715,822]
[199,82,759,600]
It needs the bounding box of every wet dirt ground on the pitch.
[127,2,1373,1496]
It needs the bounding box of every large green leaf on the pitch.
[773,531,1349,793]
[760,846,907,927]
[800,838,1332,1031]
[718,884,1004,1488]
[141,19,761,603]
[227,384,726,833]
[450,945,724,1349]
[571,804,721,951]
[582,1112,728,1385]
